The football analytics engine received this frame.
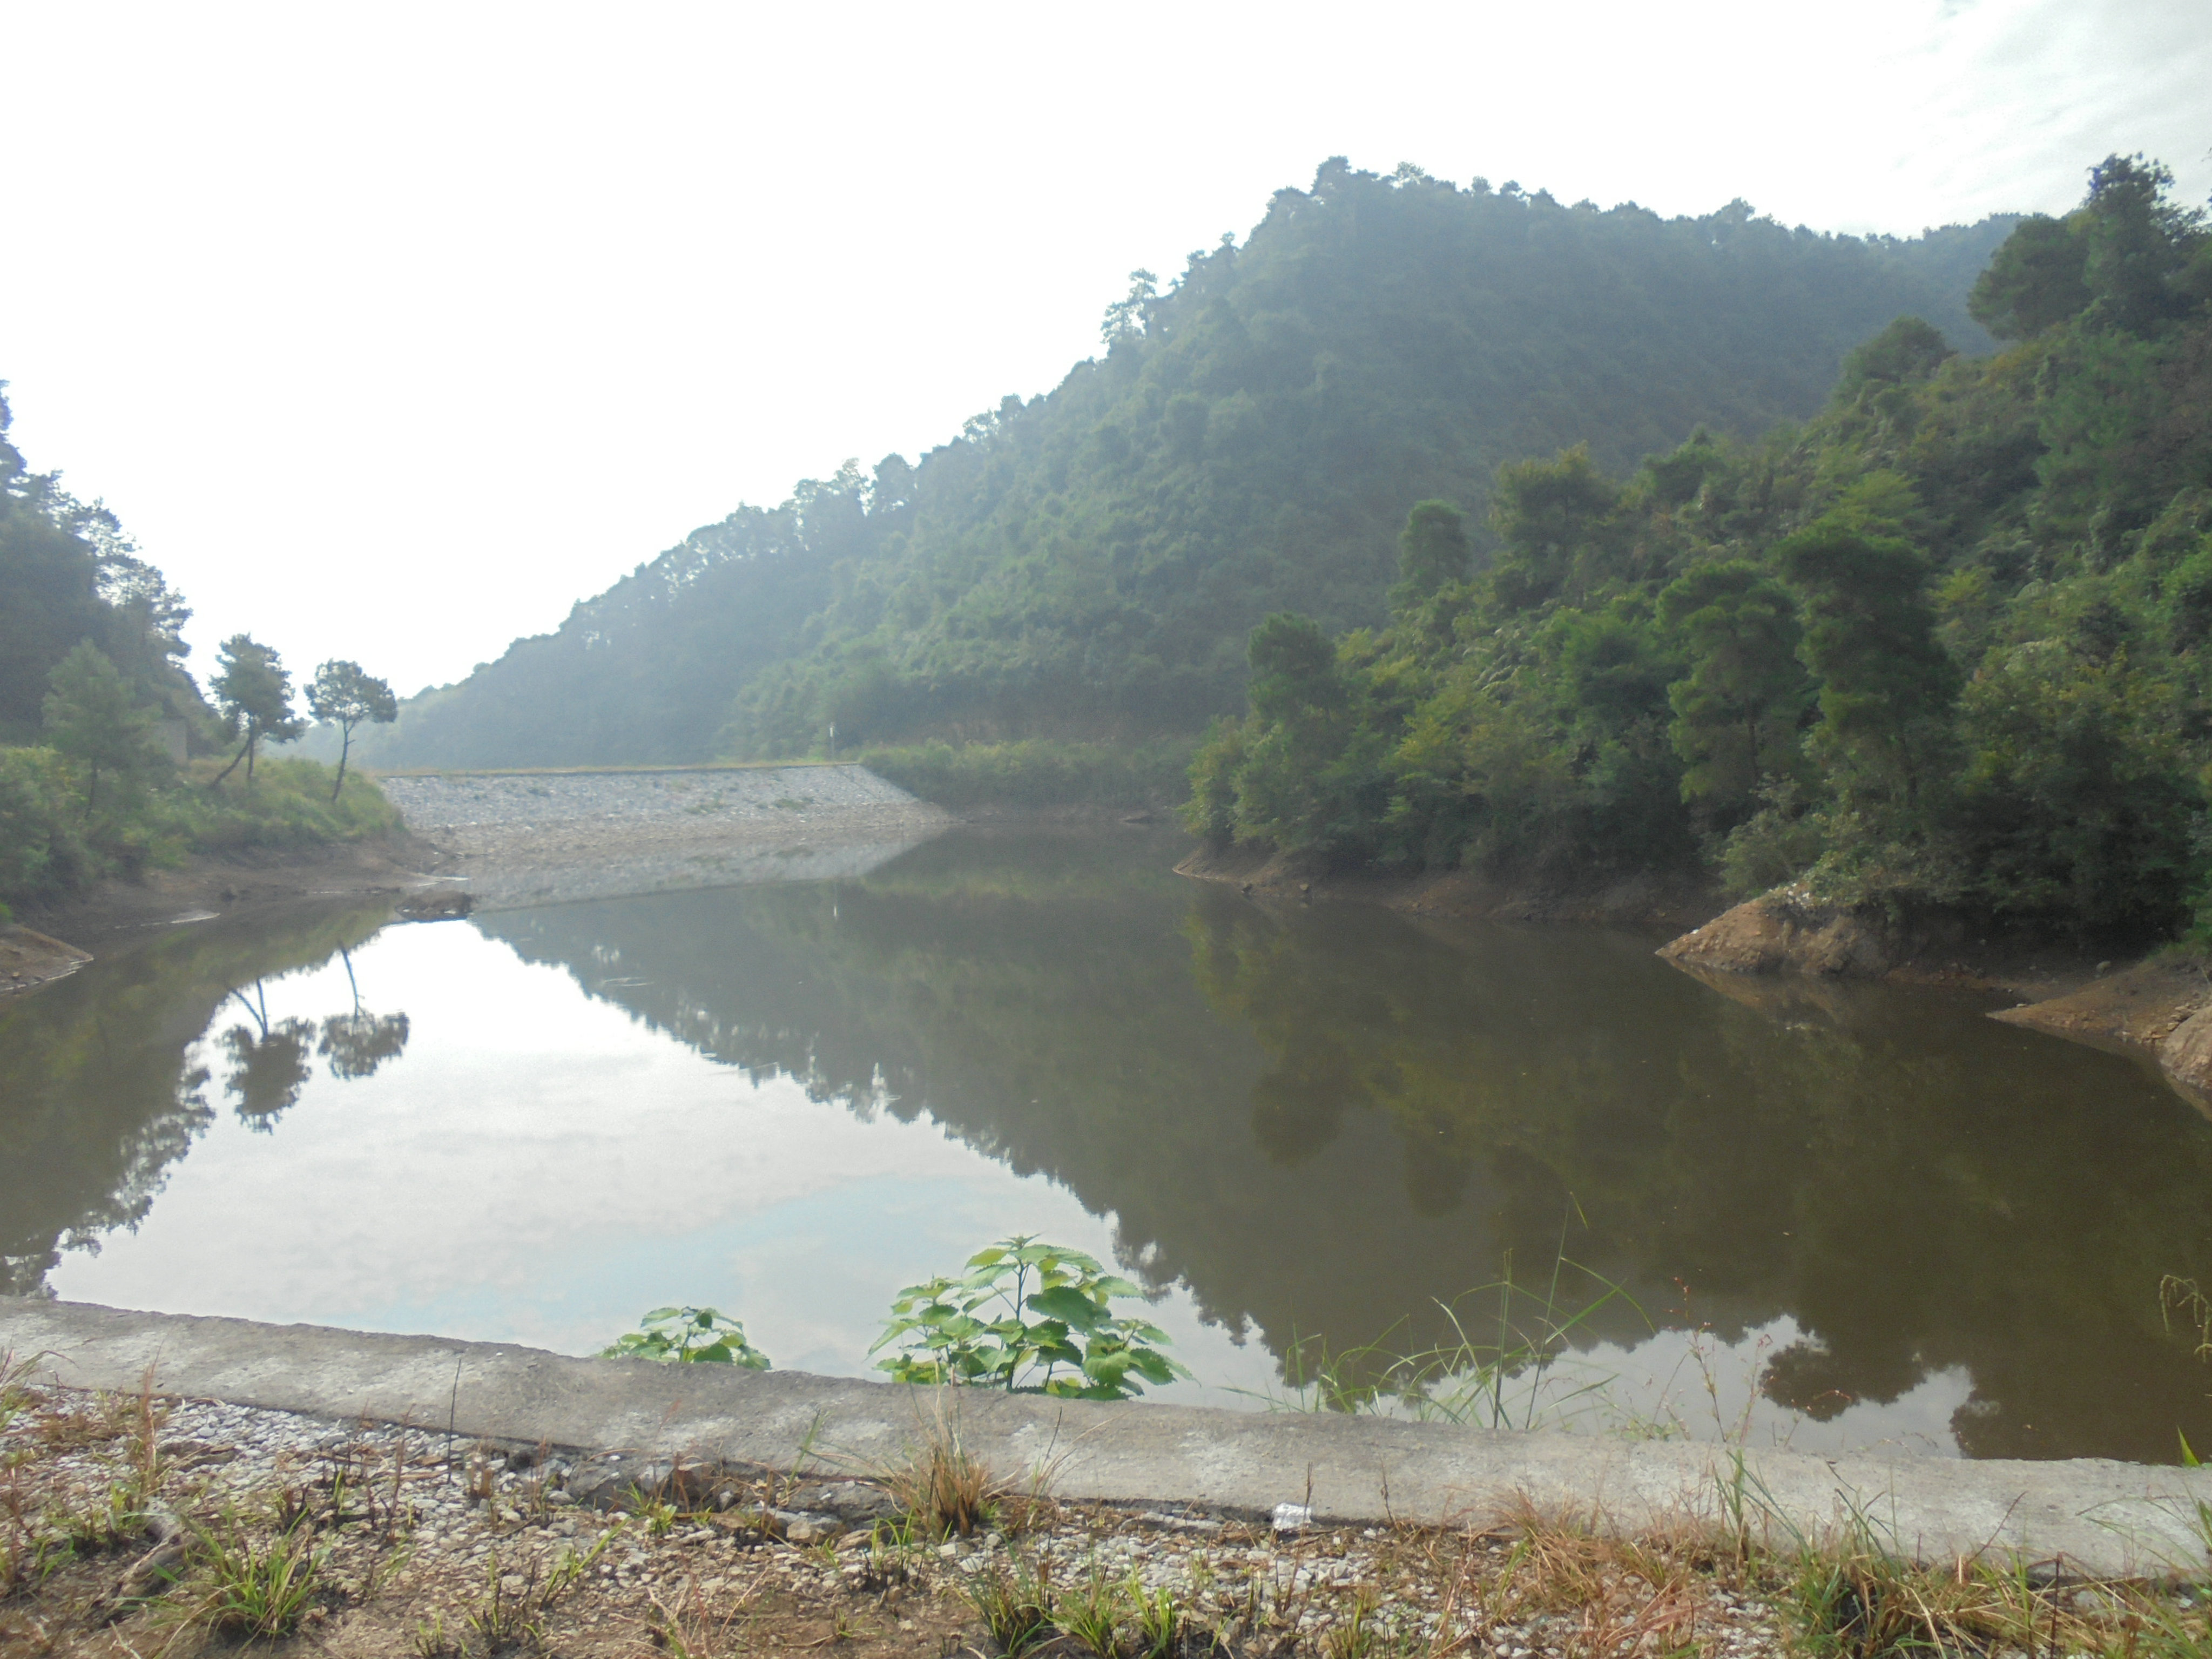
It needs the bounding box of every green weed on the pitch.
[1244,1254,1644,1432]
[872,1233,1190,1400]
[413,1609,458,1657]
[1053,1560,1133,1656]
[601,1305,771,1368]
[464,1549,543,1652]
[959,1551,1056,1656]
[186,1514,327,1638]
[1131,1575,1204,1657]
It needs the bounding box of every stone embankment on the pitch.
[379,765,950,911]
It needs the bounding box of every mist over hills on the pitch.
[342,160,2012,770]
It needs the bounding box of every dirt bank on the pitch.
[4,833,444,996]
[0,923,94,996]
[1,766,949,998]
[1174,841,1726,934]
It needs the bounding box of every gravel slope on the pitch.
[377,765,949,910]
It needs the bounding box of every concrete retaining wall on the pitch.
[4,1299,2209,1579]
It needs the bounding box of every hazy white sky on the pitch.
[3,1,2207,696]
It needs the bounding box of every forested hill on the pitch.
[1193,156,2212,945]
[358,160,2011,769]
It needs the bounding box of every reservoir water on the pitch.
[5,825,2211,1462]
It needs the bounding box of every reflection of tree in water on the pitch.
[219,948,412,1131]
[0,903,399,1292]
[219,982,317,1132]
[317,948,410,1081]
[476,832,2212,1462]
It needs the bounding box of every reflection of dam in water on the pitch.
[377,764,949,909]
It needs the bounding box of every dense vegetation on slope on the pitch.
[356,160,2008,769]
[0,393,199,747]
[1191,157,2212,943]
[0,392,397,911]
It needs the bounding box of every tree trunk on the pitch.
[332,725,351,802]
[209,737,251,787]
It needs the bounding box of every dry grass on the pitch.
[870,1393,1011,1540]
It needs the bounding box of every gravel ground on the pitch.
[1,1381,1824,1659]
[374,767,950,910]
[12,1375,2209,1659]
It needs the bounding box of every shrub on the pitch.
[599,1306,770,1367]
[177,756,403,850]
[871,1235,1190,1400]
[0,747,95,908]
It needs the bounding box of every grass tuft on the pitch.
[1052,1560,1133,1656]
[959,1550,1056,1656]
[881,1400,1006,1539]
[186,1513,326,1638]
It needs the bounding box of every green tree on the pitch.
[1245,612,1340,723]
[1778,524,1957,807]
[1231,613,1385,853]
[2079,153,2208,335]
[1952,646,2197,937]
[1831,317,1954,402]
[1487,446,1626,612]
[41,642,168,821]
[1968,215,2091,340]
[208,635,304,786]
[305,660,397,800]
[1658,564,1808,814]
[1389,500,1471,613]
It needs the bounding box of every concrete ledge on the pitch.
[4,1298,2209,1580]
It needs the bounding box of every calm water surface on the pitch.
[6,826,2211,1462]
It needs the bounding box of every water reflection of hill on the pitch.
[478,828,2212,1463]
[0,906,394,1294]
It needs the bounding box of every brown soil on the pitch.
[1987,956,2212,1050]
[0,926,93,999]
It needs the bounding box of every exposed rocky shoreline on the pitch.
[1660,885,2212,1109]
[1176,845,2212,1113]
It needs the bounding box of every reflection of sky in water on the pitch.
[49,923,1283,1408]
[46,918,1961,1451]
